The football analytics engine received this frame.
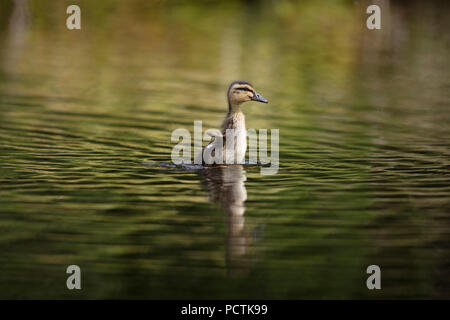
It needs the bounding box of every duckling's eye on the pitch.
[235,87,254,93]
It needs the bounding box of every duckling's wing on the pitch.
[202,130,226,165]
[202,135,219,165]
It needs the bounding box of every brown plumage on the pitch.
[202,81,268,165]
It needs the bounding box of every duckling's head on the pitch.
[227,80,268,111]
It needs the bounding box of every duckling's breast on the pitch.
[222,111,246,164]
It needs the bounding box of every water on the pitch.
[0,0,449,299]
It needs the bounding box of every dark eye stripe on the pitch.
[234,87,254,93]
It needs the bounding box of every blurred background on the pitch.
[0,0,449,298]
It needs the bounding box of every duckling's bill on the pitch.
[251,91,268,103]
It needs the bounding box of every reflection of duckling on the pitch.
[202,165,249,276]
[203,81,268,165]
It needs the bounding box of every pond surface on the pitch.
[0,0,449,299]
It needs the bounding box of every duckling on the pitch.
[203,81,268,165]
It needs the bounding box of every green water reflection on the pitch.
[0,0,449,298]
